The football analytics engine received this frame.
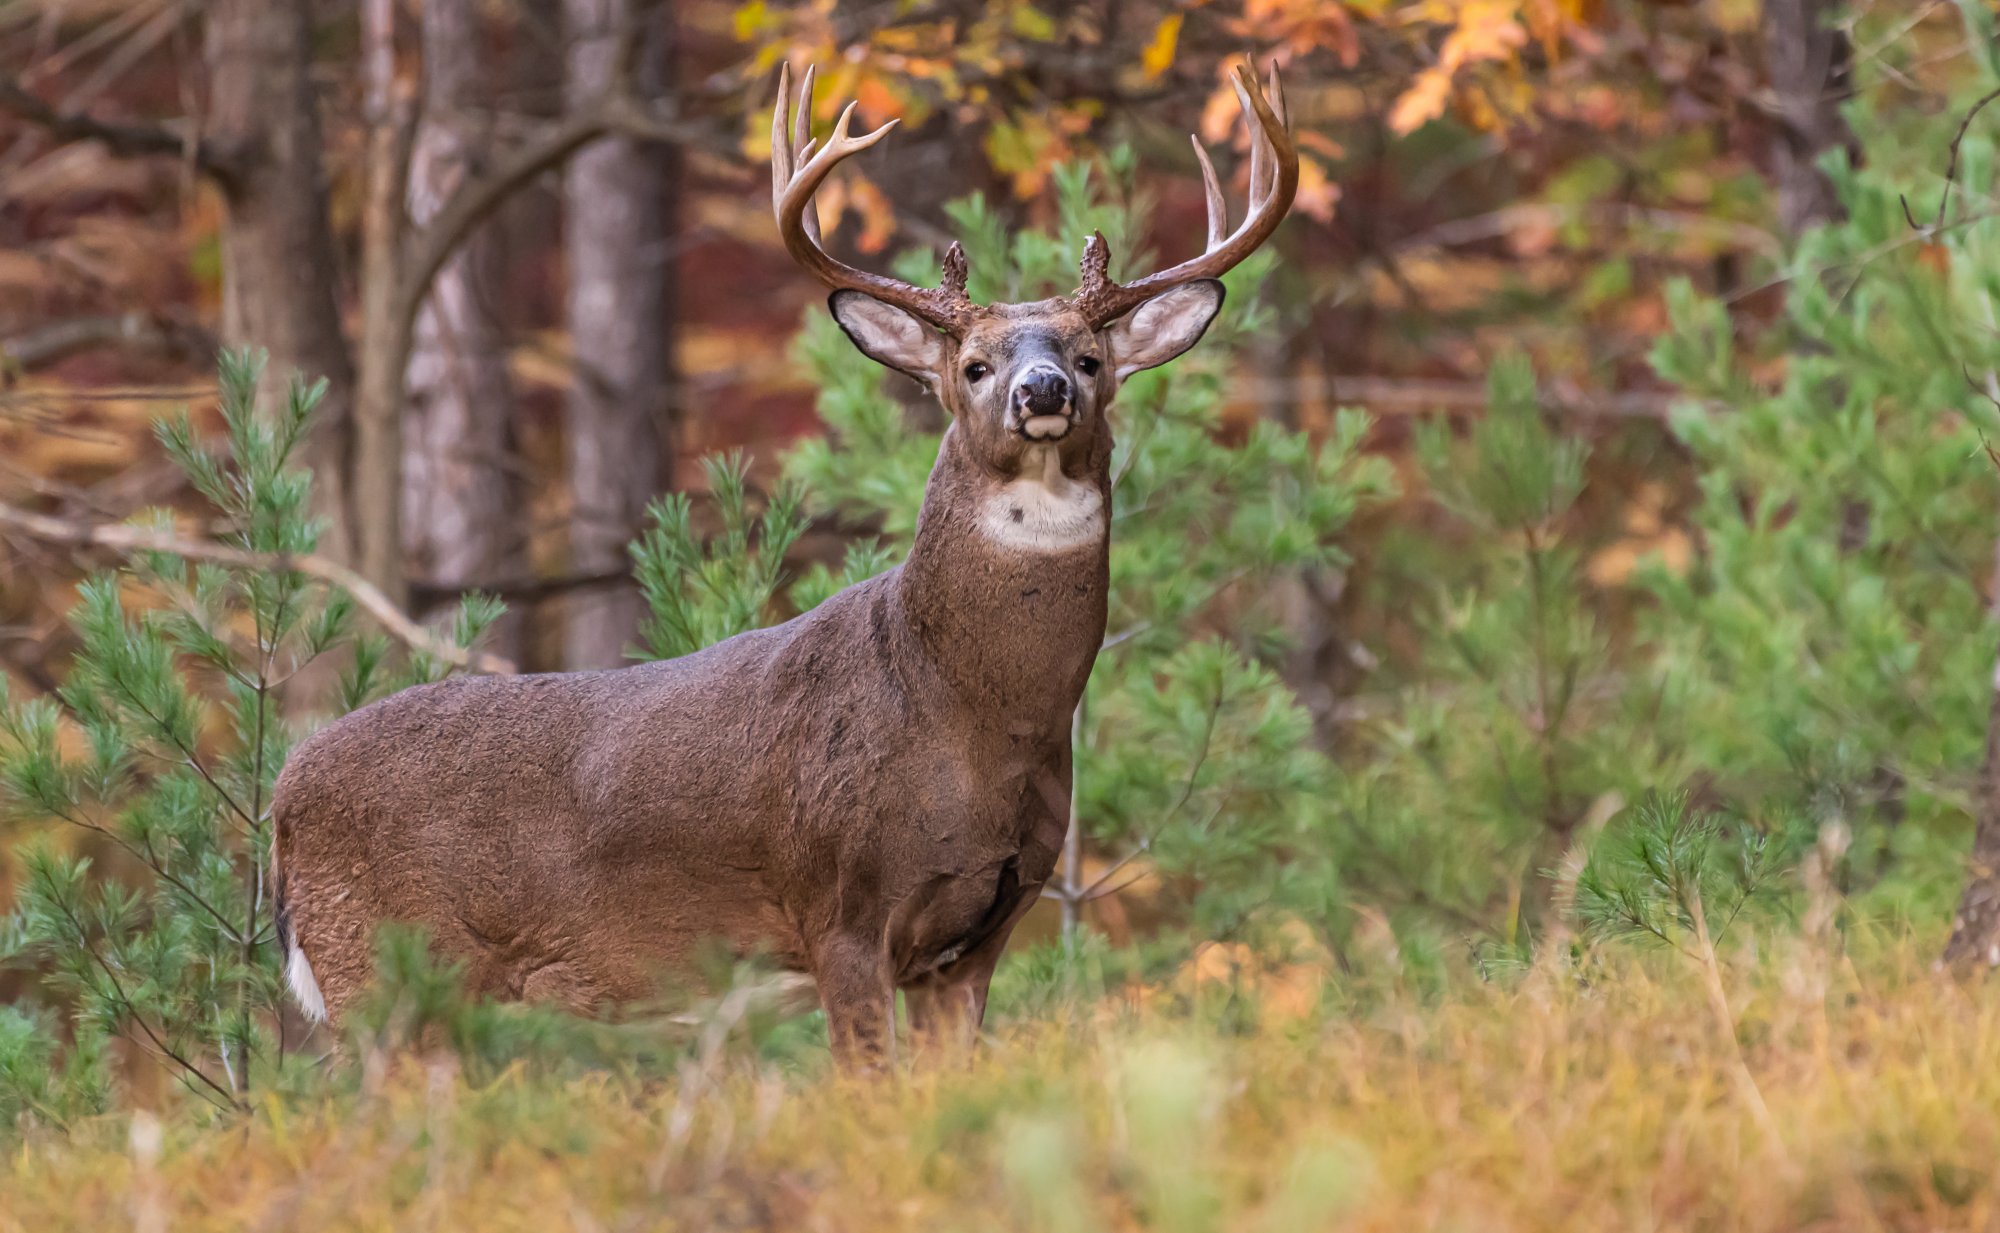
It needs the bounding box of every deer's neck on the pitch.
[893,425,1111,735]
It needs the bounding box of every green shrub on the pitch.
[0,352,498,1120]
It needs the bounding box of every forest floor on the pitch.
[4,932,1997,1232]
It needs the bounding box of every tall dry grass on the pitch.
[4,934,1999,1232]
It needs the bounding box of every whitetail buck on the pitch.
[271,60,1297,1065]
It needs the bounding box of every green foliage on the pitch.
[632,452,807,660]
[1646,51,2000,918]
[1340,352,1644,945]
[1575,792,1789,953]
[0,1005,112,1129]
[0,351,501,1123]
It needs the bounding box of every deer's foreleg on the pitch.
[812,931,896,1070]
[902,884,1042,1060]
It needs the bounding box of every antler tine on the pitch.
[795,66,822,244]
[1070,58,1300,328]
[1190,136,1227,250]
[768,63,978,333]
[797,136,822,244]
[794,63,815,159]
[770,61,794,203]
[1260,62,1289,205]
[1231,65,1269,217]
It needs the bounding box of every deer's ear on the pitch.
[830,291,950,384]
[1106,280,1226,380]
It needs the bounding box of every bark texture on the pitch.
[1761,0,1856,234]
[403,0,524,659]
[205,0,358,561]
[562,0,677,668]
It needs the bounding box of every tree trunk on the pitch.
[204,0,358,562]
[1761,0,1856,234]
[561,0,676,668]
[402,0,525,660]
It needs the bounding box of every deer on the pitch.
[270,59,1297,1067]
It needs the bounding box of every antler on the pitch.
[771,62,977,333]
[1071,60,1298,328]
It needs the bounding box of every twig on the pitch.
[1901,85,2000,233]
[0,501,517,674]
[1078,838,1153,901]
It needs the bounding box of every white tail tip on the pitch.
[286,939,327,1022]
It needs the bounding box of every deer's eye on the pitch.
[1076,356,1101,376]
[964,362,991,382]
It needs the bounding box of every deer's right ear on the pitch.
[830,291,951,386]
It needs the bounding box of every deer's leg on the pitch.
[812,932,896,1070]
[905,972,984,1057]
[903,888,1041,1060]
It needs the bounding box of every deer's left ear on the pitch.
[1106,280,1226,380]
[830,290,950,385]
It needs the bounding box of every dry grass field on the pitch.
[5,931,1999,1233]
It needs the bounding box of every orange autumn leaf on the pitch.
[1238,0,1361,65]
[1298,130,1345,161]
[1295,156,1340,223]
[845,173,898,254]
[1199,81,1239,144]
[1389,67,1452,135]
[853,76,904,128]
[1440,0,1528,71]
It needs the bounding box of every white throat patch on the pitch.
[978,445,1104,553]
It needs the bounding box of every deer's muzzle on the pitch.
[1013,368,1073,439]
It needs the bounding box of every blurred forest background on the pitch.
[8,0,2000,1169]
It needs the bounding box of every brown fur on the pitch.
[273,289,1232,1065]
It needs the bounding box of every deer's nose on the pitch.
[1014,369,1071,417]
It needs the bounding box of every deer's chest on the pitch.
[876,732,1069,879]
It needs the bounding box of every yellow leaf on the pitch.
[1010,3,1056,40]
[1140,14,1183,82]
[731,0,772,42]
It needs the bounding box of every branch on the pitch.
[1,313,216,371]
[409,567,630,606]
[0,502,517,675]
[392,93,696,345]
[0,79,237,179]
[1902,85,2000,233]
[1285,375,1692,422]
